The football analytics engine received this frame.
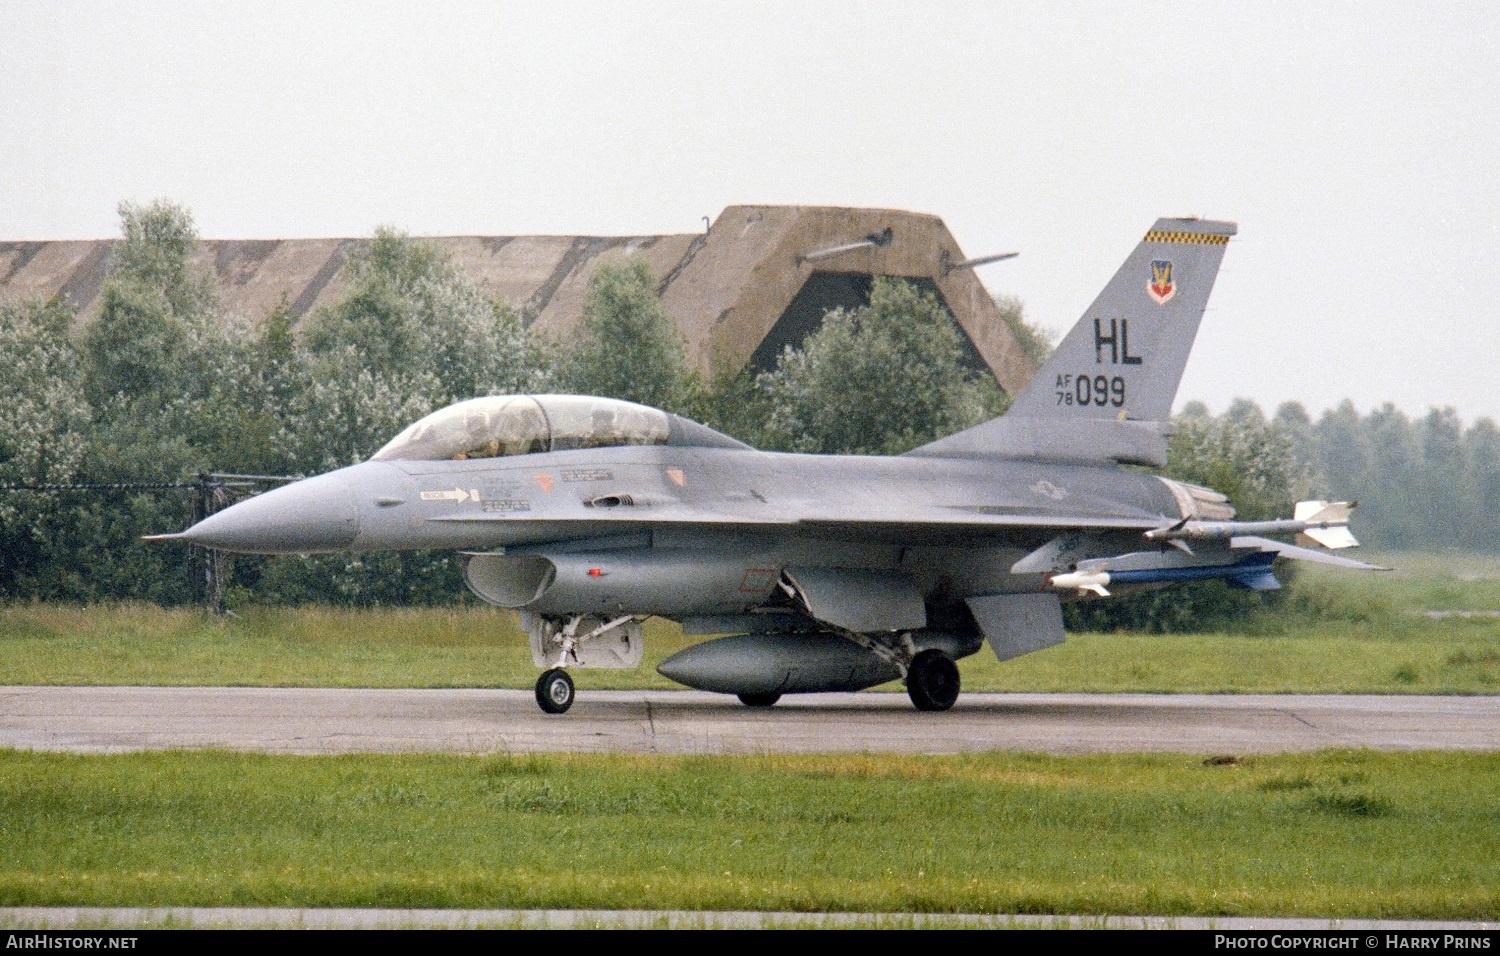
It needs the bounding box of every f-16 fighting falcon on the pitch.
[150,218,1381,714]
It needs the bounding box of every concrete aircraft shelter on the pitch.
[0,205,1036,394]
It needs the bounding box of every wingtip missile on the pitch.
[1145,500,1361,550]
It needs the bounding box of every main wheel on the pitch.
[907,649,960,712]
[738,692,781,708]
[535,668,575,714]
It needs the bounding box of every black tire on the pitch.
[738,692,781,708]
[535,668,575,714]
[907,649,960,712]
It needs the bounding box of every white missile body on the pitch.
[1142,500,1359,550]
[1047,570,1113,597]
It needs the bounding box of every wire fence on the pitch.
[0,472,299,611]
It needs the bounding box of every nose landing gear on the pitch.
[535,668,575,714]
[526,613,643,714]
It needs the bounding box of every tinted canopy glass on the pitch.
[372,395,672,462]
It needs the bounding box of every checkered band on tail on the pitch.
[1142,230,1230,245]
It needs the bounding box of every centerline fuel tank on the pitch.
[656,632,901,695]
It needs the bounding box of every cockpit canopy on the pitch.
[372,395,744,462]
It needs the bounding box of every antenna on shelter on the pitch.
[940,250,1018,276]
[795,227,894,265]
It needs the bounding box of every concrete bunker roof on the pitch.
[0,205,1036,395]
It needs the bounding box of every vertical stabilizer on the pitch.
[1008,217,1236,422]
[908,218,1235,464]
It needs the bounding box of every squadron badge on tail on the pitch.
[1148,259,1176,304]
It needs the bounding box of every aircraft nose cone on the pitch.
[177,472,360,554]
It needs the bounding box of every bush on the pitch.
[756,278,1005,455]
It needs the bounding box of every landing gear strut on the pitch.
[906,649,960,712]
[535,668,575,714]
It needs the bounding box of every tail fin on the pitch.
[909,217,1236,465]
[1008,217,1236,421]
[1293,500,1359,550]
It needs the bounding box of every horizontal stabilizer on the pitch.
[1230,536,1390,570]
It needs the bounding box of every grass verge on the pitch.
[0,749,1494,917]
[0,552,1496,693]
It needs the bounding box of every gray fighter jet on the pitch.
[150,218,1381,714]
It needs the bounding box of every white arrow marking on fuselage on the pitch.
[419,487,474,503]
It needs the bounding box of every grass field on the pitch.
[0,749,1494,917]
[1,552,1496,693]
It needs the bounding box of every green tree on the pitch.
[555,257,697,413]
[1413,407,1466,548]
[191,297,307,478]
[757,278,1006,455]
[0,299,90,493]
[994,292,1056,369]
[1461,418,1500,552]
[296,227,546,471]
[0,299,92,596]
[55,200,234,602]
[108,200,215,319]
[696,358,773,447]
[1362,404,1421,548]
[1166,398,1314,522]
[82,201,219,411]
[1305,402,1500,554]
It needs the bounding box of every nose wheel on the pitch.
[535,668,575,714]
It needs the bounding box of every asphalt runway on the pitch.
[2,686,1497,755]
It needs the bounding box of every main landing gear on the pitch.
[906,649,961,712]
[832,629,963,712]
[535,668,575,714]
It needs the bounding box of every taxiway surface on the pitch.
[2,687,1497,754]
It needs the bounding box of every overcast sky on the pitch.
[4,1,1496,423]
